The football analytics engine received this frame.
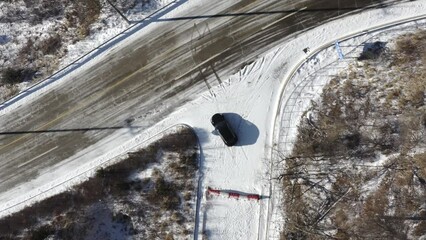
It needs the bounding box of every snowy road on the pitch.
[0,0,421,239]
[0,0,388,202]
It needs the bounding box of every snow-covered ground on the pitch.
[0,0,175,101]
[270,17,426,240]
[57,0,178,68]
[0,0,175,69]
[0,1,426,240]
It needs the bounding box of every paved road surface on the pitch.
[0,0,404,196]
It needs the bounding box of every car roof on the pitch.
[211,113,225,126]
[216,121,237,146]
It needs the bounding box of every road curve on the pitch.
[0,0,406,213]
[267,12,426,240]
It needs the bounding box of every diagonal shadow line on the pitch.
[0,0,189,112]
[0,126,142,135]
[155,6,392,22]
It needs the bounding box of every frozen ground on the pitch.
[0,0,175,68]
[58,0,177,68]
[0,0,174,101]
[0,1,426,240]
[270,17,426,240]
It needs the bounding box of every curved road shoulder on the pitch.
[266,11,426,240]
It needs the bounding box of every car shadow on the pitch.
[222,112,259,146]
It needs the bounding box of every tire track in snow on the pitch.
[266,14,426,240]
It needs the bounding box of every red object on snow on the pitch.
[228,192,240,199]
[247,194,260,201]
[207,187,260,202]
[207,187,221,195]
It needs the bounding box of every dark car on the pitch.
[211,113,238,146]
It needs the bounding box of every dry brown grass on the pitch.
[393,30,426,66]
[40,34,62,55]
[281,30,426,239]
[71,0,102,38]
[1,0,102,92]
[0,127,199,239]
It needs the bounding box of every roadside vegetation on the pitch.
[0,0,102,87]
[0,0,155,101]
[280,30,426,239]
[0,126,199,240]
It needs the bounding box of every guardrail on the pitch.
[265,13,426,240]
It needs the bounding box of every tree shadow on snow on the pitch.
[192,127,210,144]
[358,41,388,60]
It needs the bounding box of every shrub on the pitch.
[1,68,35,85]
[74,0,101,37]
[393,30,426,65]
[40,34,62,55]
[281,29,426,240]
[0,127,198,239]
[165,233,175,240]
[31,6,63,24]
[29,224,55,240]
[413,221,426,237]
[148,175,180,211]
[169,152,198,179]
[17,39,37,65]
